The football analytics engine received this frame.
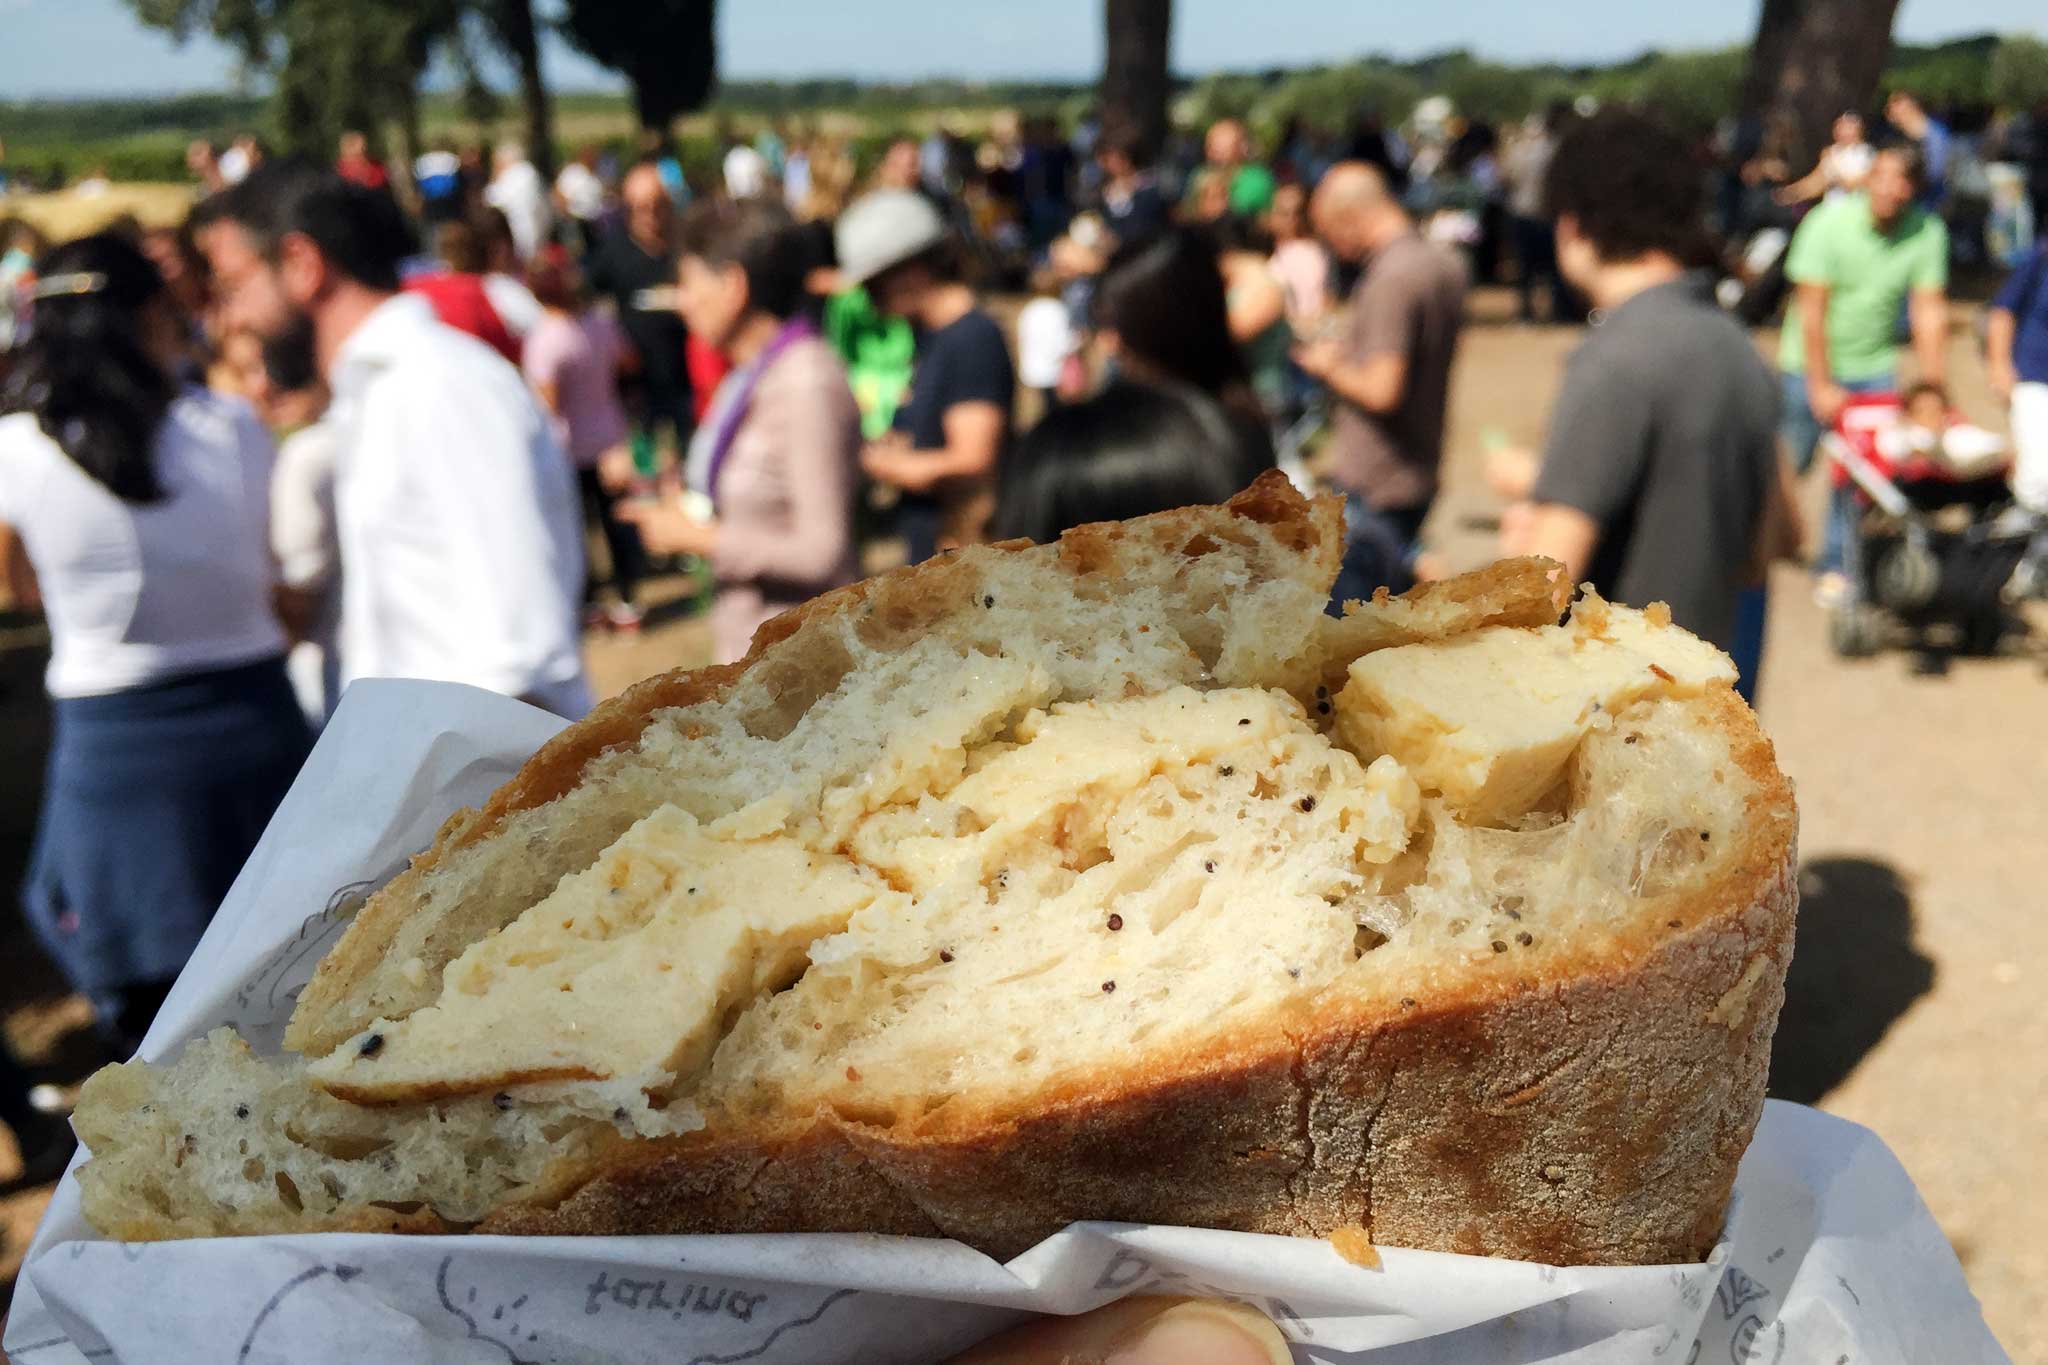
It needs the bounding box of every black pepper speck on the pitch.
[1299,796,1317,812]
[1399,997,1417,1008]
[1491,940,1508,953]
[493,1093,512,1111]
[1101,980,1116,993]
[1516,931,1534,946]
[1106,914,1123,931]
[1316,700,1332,715]
[1202,860,1216,873]
[1218,765,1234,776]
[939,948,955,962]
[1238,717,1250,726]
[612,1107,628,1122]
[357,1033,384,1058]
[983,595,995,608]
[234,1105,249,1120]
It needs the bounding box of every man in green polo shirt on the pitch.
[1778,142,1949,590]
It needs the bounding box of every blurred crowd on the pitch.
[4,90,2048,1175]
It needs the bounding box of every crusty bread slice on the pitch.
[71,473,1796,1265]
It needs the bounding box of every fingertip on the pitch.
[1104,1299,1291,1365]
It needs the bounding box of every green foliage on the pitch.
[270,0,465,156]
[20,24,2048,191]
[116,0,464,160]
[1882,36,1998,111]
[1426,52,1549,124]
[1990,34,2048,110]
[1243,61,1420,146]
[1588,47,1748,134]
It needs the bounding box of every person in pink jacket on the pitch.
[618,198,861,663]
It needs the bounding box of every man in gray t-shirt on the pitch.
[1532,278,1779,649]
[1512,112,1783,689]
[1297,162,1468,605]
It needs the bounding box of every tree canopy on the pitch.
[559,0,717,133]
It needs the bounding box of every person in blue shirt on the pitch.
[1988,240,2048,593]
[1886,90,1951,208]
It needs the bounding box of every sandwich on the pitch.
[71,473,1796,1265]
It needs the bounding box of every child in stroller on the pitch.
[1822,383,2030,666]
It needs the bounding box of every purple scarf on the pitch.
[701,316,819,509]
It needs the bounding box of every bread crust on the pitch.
[482,688,1795,1264]
[131,471,1793,1265]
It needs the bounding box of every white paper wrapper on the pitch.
[6,681,2010,1364]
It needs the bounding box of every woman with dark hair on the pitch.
[618,198,862,663]
[992,379,1270,544]
[835,189,1012,562]
[0,233,311,1054]
[1094,225,1277,471]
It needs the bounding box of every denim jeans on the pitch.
[1729,585,1768,707]
[1779,369,1893,576]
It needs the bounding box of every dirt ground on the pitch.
[3,286,2043,1361]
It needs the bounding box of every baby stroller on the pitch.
[1821,395,2030,662]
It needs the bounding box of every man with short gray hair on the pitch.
[1294,161,1467,606]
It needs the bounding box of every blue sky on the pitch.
[1,0,2041,98]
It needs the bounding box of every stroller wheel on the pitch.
[1828,603,1885,659]
[1874,541,1940,612]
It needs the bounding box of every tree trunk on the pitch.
[391,78,426,216]
[1101,0,1173,163]
[1741,0,1901,171]
[493,0,556,182]
[632,74,671,135]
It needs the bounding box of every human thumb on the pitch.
[947,1294,1290,1365]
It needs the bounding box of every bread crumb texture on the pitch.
[1329,1224,1383,1269]
[73,476,1790,1257]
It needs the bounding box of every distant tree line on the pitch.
[6,21,2047,191]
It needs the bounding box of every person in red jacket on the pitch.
[403,219,520,364]
[334,131,388,191]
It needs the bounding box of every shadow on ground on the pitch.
[1769,856,1937,1105]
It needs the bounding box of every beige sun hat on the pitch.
[833,189,947,287]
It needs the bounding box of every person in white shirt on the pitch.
[265,395,343,727]
[1015,275,1075,408]
[217,133,260,186]
[0,233,311,1052]
[198,157,592,718]
[483,142,553,263]
[1776,111,1876,207]
[475,207,545,342]
[554,145,607,250]
[723,141,769,199]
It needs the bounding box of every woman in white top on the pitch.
[1776,111,1875,207]
[0,233,311,1054]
